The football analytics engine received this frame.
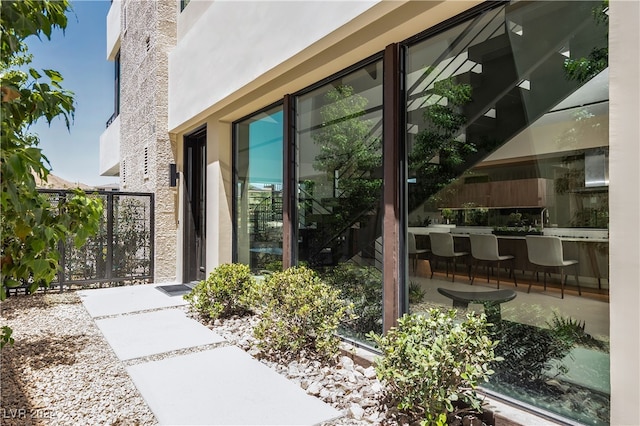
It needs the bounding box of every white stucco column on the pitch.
[609,0,640,422]
[205,119,234,272]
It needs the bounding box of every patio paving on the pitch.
[127,346,342,425]
[78,283,188,317]
[94,309,225,360]
[79,284,343,425]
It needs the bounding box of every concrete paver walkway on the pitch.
[128,346,340,425]
[78,284,342,425]
[80,283,189,317]
[94,309,225,360]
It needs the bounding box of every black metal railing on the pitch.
[251,190,283,240]
[38,189,155,290]
[106,112,118,128]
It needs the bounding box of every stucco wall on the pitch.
[205,119,233,269]
[120,0,178,283]
[168,0,379,131]
[168,1,484,133]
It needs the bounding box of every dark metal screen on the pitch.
[38,190,155,290]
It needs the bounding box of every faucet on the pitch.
[540,208,548,230]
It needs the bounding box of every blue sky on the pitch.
[27,0,117,187]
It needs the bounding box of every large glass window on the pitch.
[296,60,384,342]
[405,2,609,423]
[234,106,284,272]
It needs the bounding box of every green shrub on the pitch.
[184,263,256,320]
[490,313,608,386]
[263,260,283,273]
[368,310,500,425]
[253,266,352,361]
[408,281,426,304]
[321,262,383,336]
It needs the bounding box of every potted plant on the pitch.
[442,208,455,225]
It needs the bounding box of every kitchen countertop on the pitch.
[408,227,609,242]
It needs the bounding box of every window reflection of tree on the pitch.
[309,85,382,265]
[408,69,476,214]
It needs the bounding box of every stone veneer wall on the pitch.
[119,0,178,283]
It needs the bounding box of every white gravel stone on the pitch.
[363,366,377,379]
[196,310,394,425]
[340,356,355,370]
[0,292,393,426]
[349,403,365,420]
[0,292,157,426]
[307,382,323,395]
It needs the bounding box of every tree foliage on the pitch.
[563,0,609,84]
[312,84,382,227]
[1,0,103,300]
[408,70,475,212]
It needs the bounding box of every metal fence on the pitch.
[38,189,155,290]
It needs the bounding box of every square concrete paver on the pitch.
[126,346,342,425]
[78,284,188,317]
[95,309,224,360]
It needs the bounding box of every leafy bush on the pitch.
[263,260,282,273]
[408,281,426,304]
[253,266,352,361]
[368,310,500,425]
[490,314,608,386]
[490,321,567,385]
[184,263,256,320]
[321,263,383,336]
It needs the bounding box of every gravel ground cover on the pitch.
[1,292,156,426]
[197,315,392,425]
[0,290,394,426]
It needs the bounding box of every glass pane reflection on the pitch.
[405,2,609,423]
[296,61,385,343]
[235,106,284,273]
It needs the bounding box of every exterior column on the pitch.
[382,43,403,332]
[609,0,640,422]
[206,120,234,270]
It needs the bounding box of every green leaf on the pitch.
[28,281,41,294]
[29,239,46,253]
[28,68,42,79]
[43,69,63,82]
[4,279,22,288]
[31,259,51,280]
[15,221,31,240]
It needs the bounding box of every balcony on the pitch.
[100,114,120,176]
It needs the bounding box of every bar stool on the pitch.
[429,232,469,282]
[525,235,581,299]
[469,233,517,289]
[408,232,429,274]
